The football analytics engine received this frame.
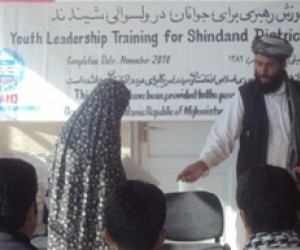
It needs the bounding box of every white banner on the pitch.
[1,1,300,121]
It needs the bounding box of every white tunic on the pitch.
[199,83,291,169]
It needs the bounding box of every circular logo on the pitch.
[0,48,25,92]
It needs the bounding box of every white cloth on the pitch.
[199,83,291,169]
[122,156,160,185]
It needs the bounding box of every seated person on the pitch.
[103,180,166,250]
[0,158,38,250]
[237,165,300,249]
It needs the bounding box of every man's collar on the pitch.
[266,81,286,96]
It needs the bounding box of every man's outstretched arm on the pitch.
[177,91,244,183]
[177,160,209,182]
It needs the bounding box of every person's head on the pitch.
[104,180,166,250]
[237,165,298,236]
[252,35,293,93]
[0,158,38,236]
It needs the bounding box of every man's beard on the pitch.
[255,70,285,94]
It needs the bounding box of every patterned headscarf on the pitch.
[48,79,131,250]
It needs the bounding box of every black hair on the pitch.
[0,158,37,231]
[104,180,166,250]
[237,165,298,233]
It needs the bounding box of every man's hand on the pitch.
[177,160,209,183]
[294,166,300,174]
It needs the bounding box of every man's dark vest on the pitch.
[237,77,300,177]
[237,79,268,177]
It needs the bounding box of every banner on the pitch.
[1,1,300,120]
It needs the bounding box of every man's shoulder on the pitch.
[0,241,38,250]
[289,77,300,92]
[289,76,300,83]
[0,232,38,250]
[238,79,256,90]
[258,247,300,250]
[238,79,258,97]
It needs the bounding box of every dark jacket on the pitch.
[237,76,300,179]
[0,231,38,250]
[237,78,268,176]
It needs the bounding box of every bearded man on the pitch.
[177,35,300,185]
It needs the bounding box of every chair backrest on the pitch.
[164,191,224,242]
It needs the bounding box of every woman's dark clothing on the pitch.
[48,80,130,250]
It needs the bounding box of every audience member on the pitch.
[0,158,38,250]
[237,165,300,249]
[103,180,166,250]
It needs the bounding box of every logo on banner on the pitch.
[0,48,25,92]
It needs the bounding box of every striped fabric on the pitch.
[244,231,300,250]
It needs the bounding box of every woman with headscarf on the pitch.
[48,79,130,250]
